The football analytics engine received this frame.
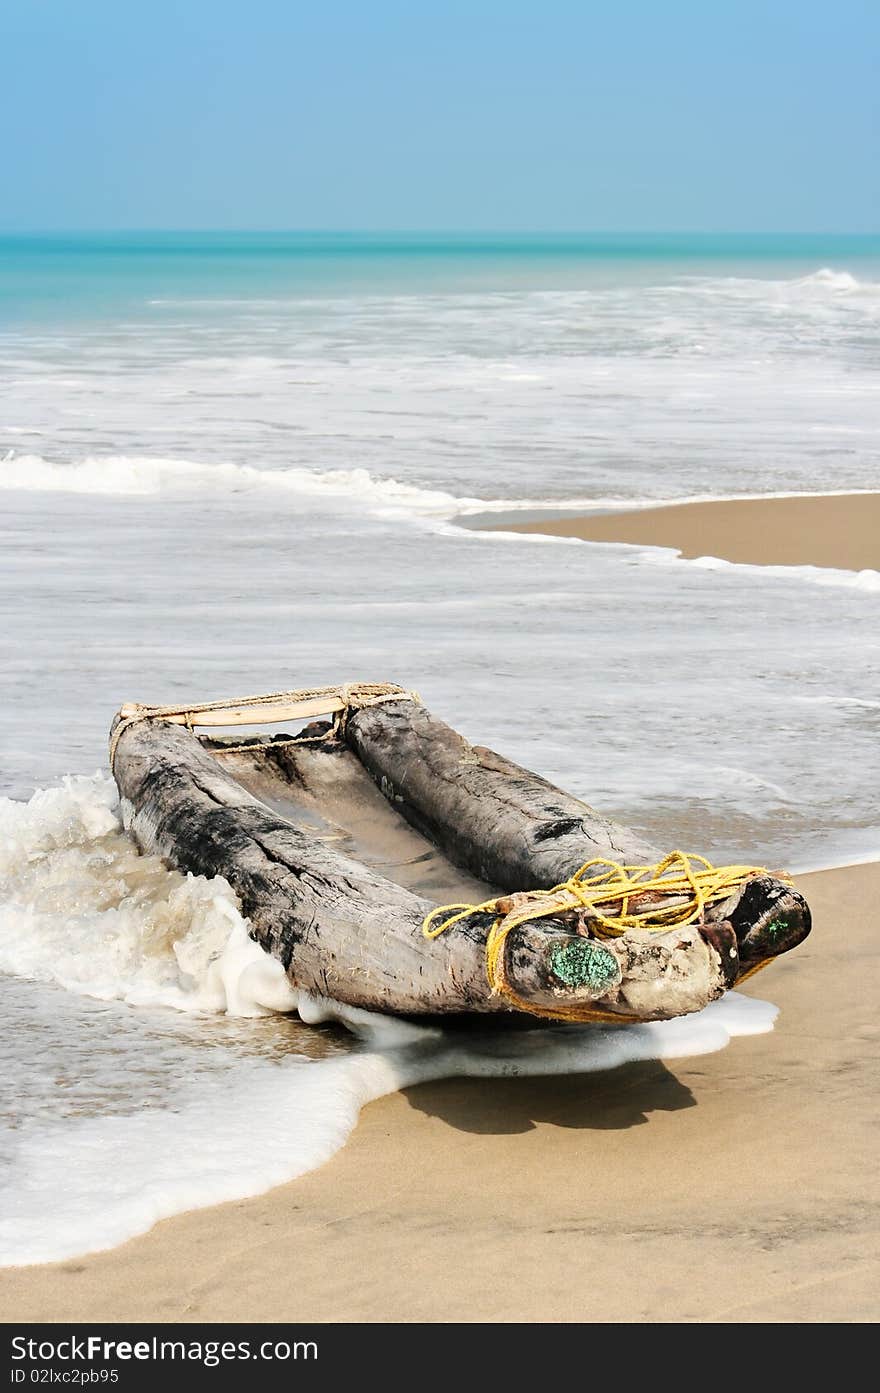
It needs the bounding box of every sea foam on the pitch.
[0,450,626,520]
[0,992,775,1267]
[794,267,866,292]
[632,545,880,592]
[3,452,879,596]
[0,451,559,520]
[0,773,777,1266]
[0,772,290,1015]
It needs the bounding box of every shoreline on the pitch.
[789,848,880,875]
[4,490,877,1320]
[3,858,878,1323]
[461,491,880,572]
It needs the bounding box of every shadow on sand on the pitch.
[402,1059,695,1136]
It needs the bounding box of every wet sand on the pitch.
[2,859,877,1324]
[479,492,880,570]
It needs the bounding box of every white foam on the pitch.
[796,694,880,711]
[0,987,776,1267]
[0,774,778,1266]
[681,266,879,300]
[0,450,573,522]
[0,773,294,1016]
[0,453,356,503]
[511,532,880,592]
[5,451,879,563]
[0,450,653,518]
[794,268,864,292]
[680,552,880,591]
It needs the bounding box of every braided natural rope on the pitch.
[109,682,419,772]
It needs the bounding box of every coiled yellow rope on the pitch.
[423,851,786,1022]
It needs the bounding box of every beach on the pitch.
[2,237,878,1321]
[3,0,879,1340]
[2,858,876,1324]
[482,491,880,571]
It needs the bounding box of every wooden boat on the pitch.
[110,684,810,1024]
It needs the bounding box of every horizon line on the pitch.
[2,227,879,239]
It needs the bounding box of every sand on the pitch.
[483,491,880,571]
[2,860,877,1324]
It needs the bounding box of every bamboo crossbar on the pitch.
[118,696,350,728]
[111,683,419,772]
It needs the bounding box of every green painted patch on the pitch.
[550,939,620,992]
[763,916,791,941]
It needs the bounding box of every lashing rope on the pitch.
[109,681,419,773]
[423,851,789,1023]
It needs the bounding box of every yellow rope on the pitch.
[423,851,788,1023]
[109,682,419,773]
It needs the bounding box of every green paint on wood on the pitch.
[764,915,791,942]
[550,939,620,992]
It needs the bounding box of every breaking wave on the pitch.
[0,451,592,519]
[794,267,867,292]
[4,452,878,592]
[682,266,880,300]
[0,772,297,1016]
[0,452,471,515]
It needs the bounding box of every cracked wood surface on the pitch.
[347,700,657,887]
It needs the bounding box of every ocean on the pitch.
[1,233,878,1264]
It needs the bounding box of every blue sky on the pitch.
[1,0,877,231]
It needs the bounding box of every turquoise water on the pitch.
[3,231,880,323]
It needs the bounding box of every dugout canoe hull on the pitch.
[110,693,811,1022]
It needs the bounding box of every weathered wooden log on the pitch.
[345,700,811,976]
[110,711,751,1021]
[346,699,657,886]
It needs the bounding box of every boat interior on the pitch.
[202,729,498,907]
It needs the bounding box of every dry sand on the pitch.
[2,861,877,1324]
[485,491,880,571]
